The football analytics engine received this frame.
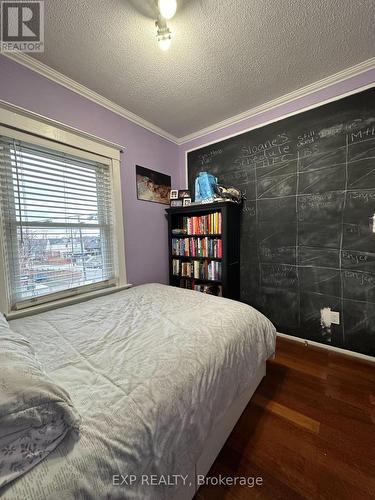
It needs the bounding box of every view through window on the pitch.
[0,137,115,307]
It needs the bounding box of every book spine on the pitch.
[194,260,199,278]
[172,259,180,276]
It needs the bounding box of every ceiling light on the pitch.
[158,36,171,51]
[158,0,177,20]
[156,19,172,50]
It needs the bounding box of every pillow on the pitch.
[0,313,81,488]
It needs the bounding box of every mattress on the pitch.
[2,283,276,500]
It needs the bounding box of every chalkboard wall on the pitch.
[188,88,375,357]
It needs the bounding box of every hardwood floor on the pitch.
[195,337,375,500]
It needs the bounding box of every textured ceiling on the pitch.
[30,0,375,138]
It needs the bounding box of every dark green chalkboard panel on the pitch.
[188,87,375,357]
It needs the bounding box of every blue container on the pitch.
[195,172,217,202]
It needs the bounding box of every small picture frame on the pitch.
[183,197,192,207]
[170,189,179,200]
[178,189,191,199]
[170,199,183,207]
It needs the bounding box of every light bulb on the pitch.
[158,36,171,51]
[158,0,177,20]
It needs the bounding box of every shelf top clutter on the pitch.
[165,200,239,214]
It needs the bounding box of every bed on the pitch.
[0,283,276,500]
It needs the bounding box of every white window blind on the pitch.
[0,135,117,310]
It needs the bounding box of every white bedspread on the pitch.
[2,284,276,500]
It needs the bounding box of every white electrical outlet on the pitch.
[330,311,340,325]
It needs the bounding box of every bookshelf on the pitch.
[166,201,240,300]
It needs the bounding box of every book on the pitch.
[179,278,192,289]
[171,237,222,258]
[172,258,221,281]
[172,259,180,276]
[181,212,222,235]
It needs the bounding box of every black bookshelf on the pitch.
[166,201,241,300]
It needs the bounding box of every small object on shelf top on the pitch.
[178,189,191,199]
[166,199,239,211]
[170,199,183,207]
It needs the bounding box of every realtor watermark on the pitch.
[198,475,263,487]
[1,0,44,52]
[113,474,263,488]
[113,475,190,487]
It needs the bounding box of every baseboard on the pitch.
[276,332,375,364]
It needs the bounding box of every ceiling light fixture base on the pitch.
[155,17,172,51]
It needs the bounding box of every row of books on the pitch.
[171,237,222,258]
[179,278,193,289]
[182,212,222,235]
[177,278,223,296]
[172,259,222,281]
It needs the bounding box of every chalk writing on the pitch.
[241,133,289,155]
[187,87,375,356]
[318,124,344,138]
[348,191,375,203]
[242,203,256,216]
[299,144,320,158]
[234,149,294,168]
[299,192,342,210]
[260,247,294,258]
[341,251,368,265]
[297,130,317,148]
[262,266,298,287]
[197,149,223,166]
[344,270,374,286]
[349,123,375,144]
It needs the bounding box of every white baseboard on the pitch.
[276,332,375,364]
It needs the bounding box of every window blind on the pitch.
[0,136,116,310]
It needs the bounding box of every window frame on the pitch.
[0,106,127,318]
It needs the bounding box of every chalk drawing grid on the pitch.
[250,125,375,345]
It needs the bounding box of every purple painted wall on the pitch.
[0,55,179,286]
[178,69,375,182]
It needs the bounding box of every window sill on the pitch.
[5,284,133,320]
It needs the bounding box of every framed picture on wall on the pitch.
[136,165,171,205]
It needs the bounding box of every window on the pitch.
[0,114,126,315]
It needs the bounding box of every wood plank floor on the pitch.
[195,337,375,500]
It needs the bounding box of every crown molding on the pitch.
[3,52,375,147]
[177,57,375,145]
[3,52,180,144]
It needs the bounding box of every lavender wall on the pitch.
[178,69,375,181]
[0,55,179,286]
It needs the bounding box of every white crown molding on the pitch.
[3,52,180,144]
[3,52,375,146]
[177,57,375,145]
